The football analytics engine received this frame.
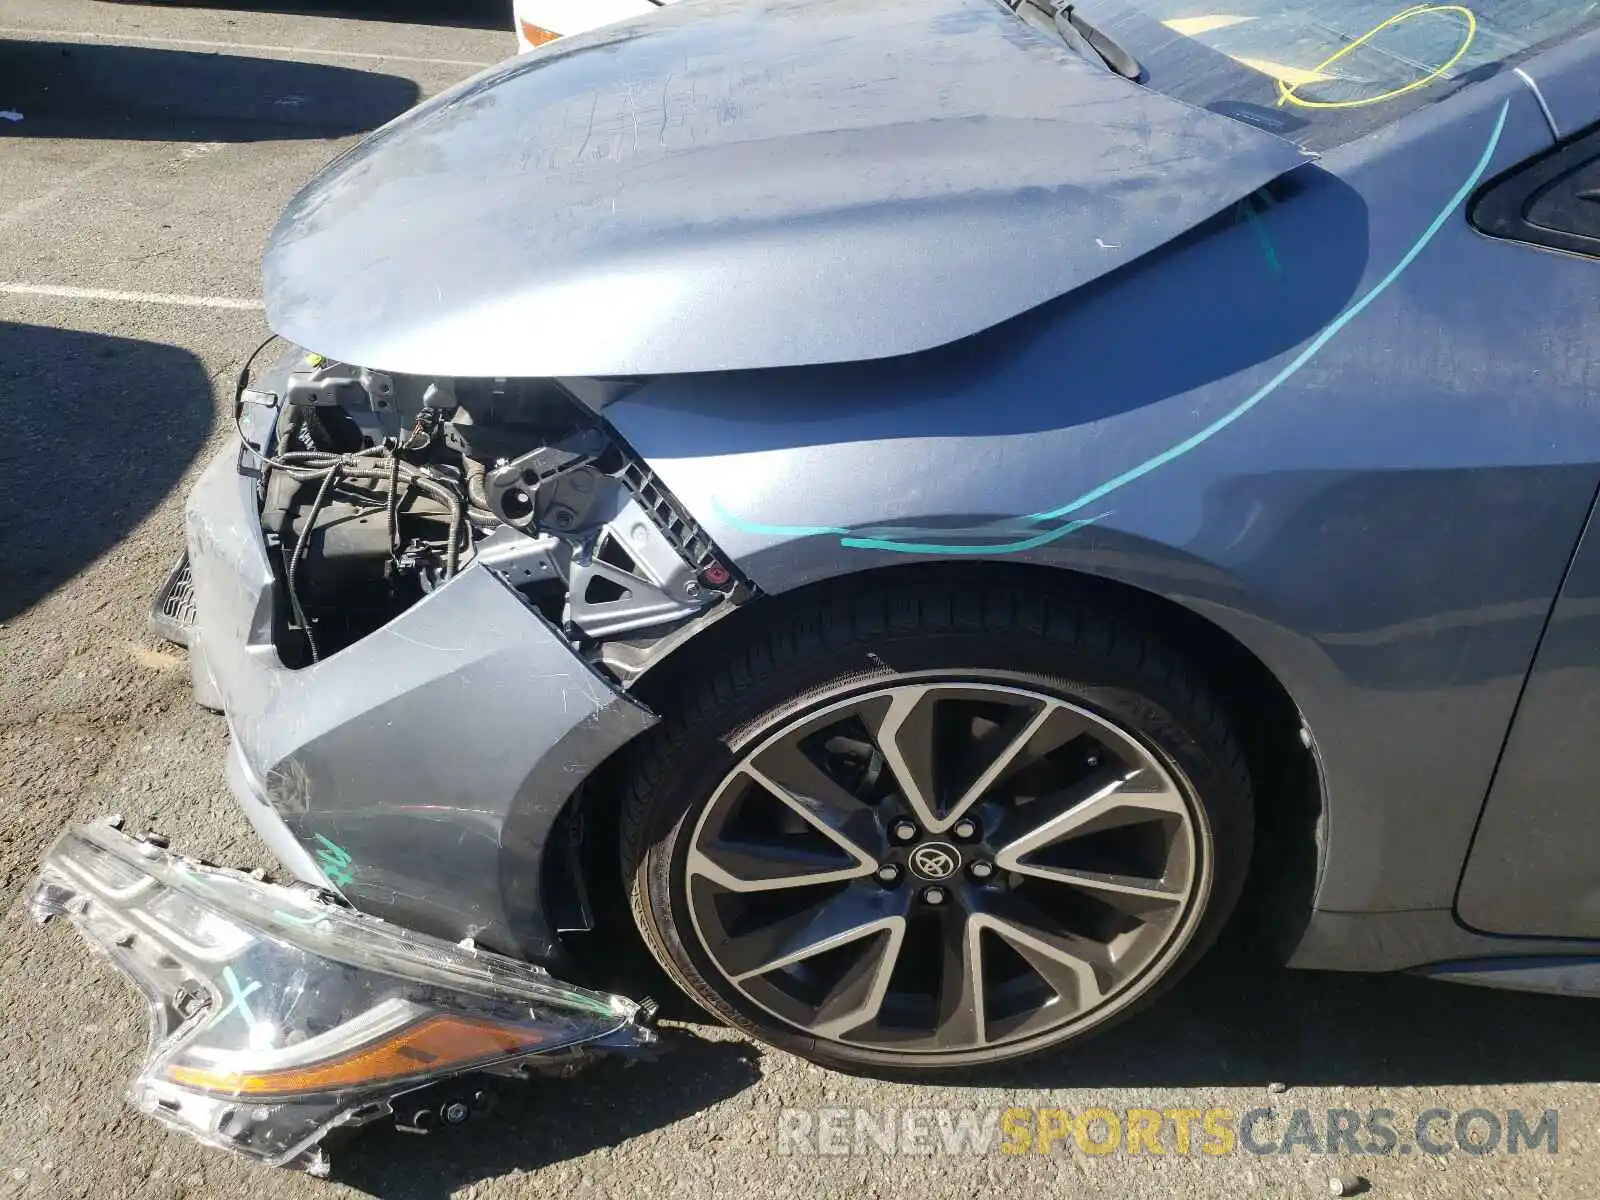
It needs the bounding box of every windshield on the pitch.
[1083,0,1600,150]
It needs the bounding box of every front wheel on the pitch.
[620,580,1253,1073]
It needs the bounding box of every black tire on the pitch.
[620,578,1253,1074]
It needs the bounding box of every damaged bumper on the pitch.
[29,822,653,1173]
[180,361,656,957]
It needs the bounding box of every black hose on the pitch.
[463,455,491,514]
[286,461,343,663]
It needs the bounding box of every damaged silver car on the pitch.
[37,0,1600,1171]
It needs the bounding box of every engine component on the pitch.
[484,428,610,532]
[246,354,745,667]
[252,403,471,663]
[444,377,584,463]
[281,358,427,444]
[281,496,455,605]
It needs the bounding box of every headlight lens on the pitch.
[30,823,651,1171]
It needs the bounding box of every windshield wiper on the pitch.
[1013,0,1143,81]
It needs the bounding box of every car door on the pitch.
[1454,28,1600,937]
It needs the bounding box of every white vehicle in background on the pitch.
[514,0,671,49]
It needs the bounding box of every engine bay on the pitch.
[249,351,744,675]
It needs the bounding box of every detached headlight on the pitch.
[30,823,652,1173]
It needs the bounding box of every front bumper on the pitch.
[30,822,653,1172]
[181,365,656,958]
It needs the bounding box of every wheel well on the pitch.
[548,561,1322,988]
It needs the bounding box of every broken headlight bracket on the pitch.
[478,429,749,643]
[484,429,610,533]
[29,820,657,1175]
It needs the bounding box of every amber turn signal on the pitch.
[168,1014,542,1097]
[519,20,561,48]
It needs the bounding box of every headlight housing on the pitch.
[30,822,652,1172]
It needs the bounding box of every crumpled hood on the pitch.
[263,0,1306,377]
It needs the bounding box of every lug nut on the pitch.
[875,863,902,885]
[890,820,919,843]
[922,886,947,906]
[969,861,995,880]
[952,819,978,840]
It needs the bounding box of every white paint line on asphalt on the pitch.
[0,26,497,69]
[0,283,264,310]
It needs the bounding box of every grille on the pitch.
[149,554,198,646]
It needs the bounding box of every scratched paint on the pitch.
[713,100,1510,556]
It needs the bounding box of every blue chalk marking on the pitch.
[216,966,262,1033]
[706,100,1509,555]
[311,834,356,888]
[710,492,1107,555]
[1024,99,1510,524]
[841,514,1106,555]
[311,834,350,864]
[1241,193,1283,276]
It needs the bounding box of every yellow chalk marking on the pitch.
[1278,4,1477,110]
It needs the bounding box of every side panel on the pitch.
[1453,28,1600,940]
[609,74,1600,919]
[1456,500,1600,936]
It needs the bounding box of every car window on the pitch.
[1094,0,1600,150]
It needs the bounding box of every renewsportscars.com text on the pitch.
[776,1106,1558,1158]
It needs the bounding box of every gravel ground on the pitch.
[2,3,1598,1197]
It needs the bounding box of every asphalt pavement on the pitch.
[1,3,1597,1197]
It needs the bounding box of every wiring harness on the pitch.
[239,411,469,662]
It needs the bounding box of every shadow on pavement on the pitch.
[326,935,1600,1194]
[331,1030,763,1200]
[0,40,421,141]
[0,322,213,622]
[97,0,511,31]
[970,927,1600,1091]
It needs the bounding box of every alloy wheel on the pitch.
[682,678,1210,1060]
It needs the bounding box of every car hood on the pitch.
[263,0,1307,378]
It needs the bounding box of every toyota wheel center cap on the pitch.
[908,842,961,881]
